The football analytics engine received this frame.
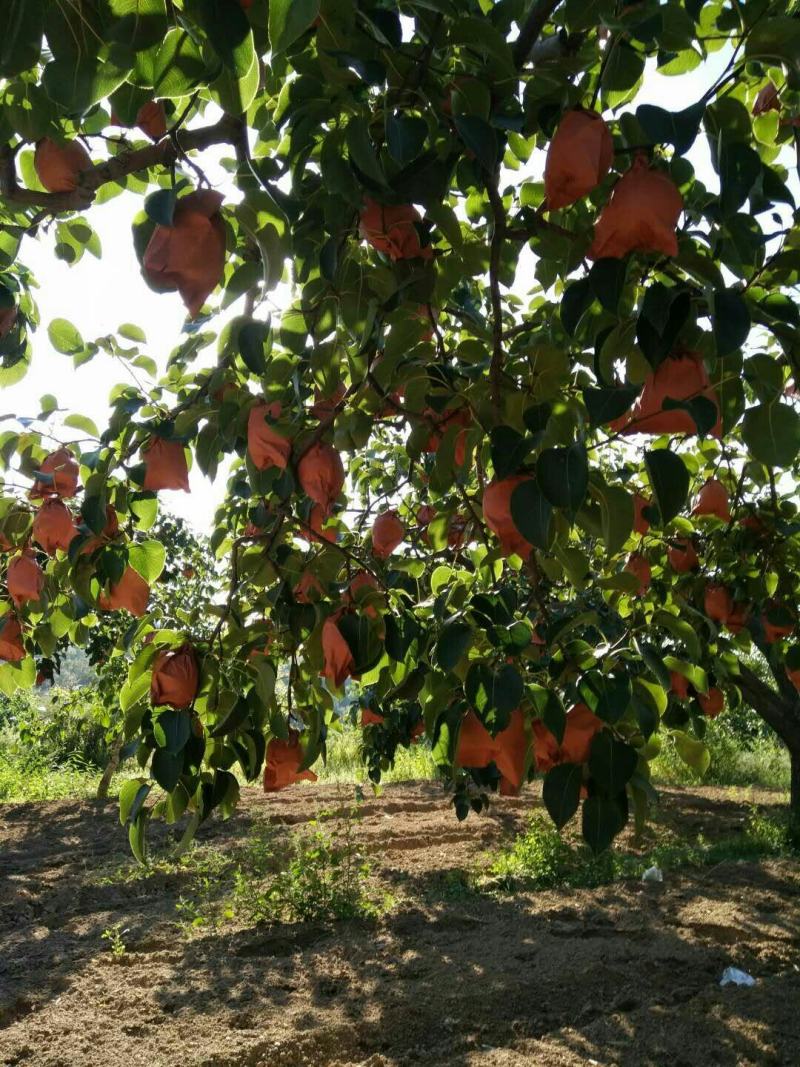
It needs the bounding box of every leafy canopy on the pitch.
[1,0,800,858]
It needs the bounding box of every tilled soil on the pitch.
[1,782,799,1066]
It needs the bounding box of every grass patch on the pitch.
[0,752,104,802]
[484,807,798,892]
[652,722,790,792]
[317,725,438,784]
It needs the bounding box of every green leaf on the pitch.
[645,450,689,525]
[128,811,148,863]
[465,662,522,727]
[452,114,498,172]
[386,113,428,166]
[238,320,270,375]
[588,732,638,795]
[436,621,473,671]
[663,655,708,695]
[673,731,710,775]
[119,671,151,713]
[561,277,593,336]
[579,670,631,725]
[741,403,800,468]
[510,480,553,551]
[42,55,128,112]
[536,443,588,515]
[151,28,209,97]
[64,413,99,438]
[718,141,761,217]
[542,763,582,830]
[153,709,191,754]
[713,289,750,357]
[193,0,253,75]
[151,747,183,792]
[582,793,627,854]
[48,318,84,355]
[0,0,43,78]
[119,778,150,826]
[118,323,147,344]
[269,0,320,54]
[602,39,644,93]
[128,539,166,583]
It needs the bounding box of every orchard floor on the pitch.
[1,782,799,1067]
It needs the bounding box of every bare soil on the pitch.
[1,782,799,1067]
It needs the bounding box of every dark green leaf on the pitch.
[543,763,582,830]
[712,288,750,357]
[490,425,529,479]
[589,258,629,313]
[510,479,553,550]
[588,732,638,795]
[386,113,428,165]
[151,747,183,792]
[561,277,593,336]
[741,403,800,468]
[536,443,589,515]
[636,100,705,154]
[238,320,270,375]
[718,141,761,216]
[645,449,689,525]
[582,793,627,854]
[583,385,638,426]
[452,114,499,172]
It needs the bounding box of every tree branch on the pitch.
[0,115,245,216]
[513,0,563,68]
[485,173,507,412]
[735,658,800,751]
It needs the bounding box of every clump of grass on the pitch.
[484,807,797,893]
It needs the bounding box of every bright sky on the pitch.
[5,44,793,534]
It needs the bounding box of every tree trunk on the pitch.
[736,659,800,819]
[96,734,124,800]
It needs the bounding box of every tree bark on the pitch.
[97,734,124,800]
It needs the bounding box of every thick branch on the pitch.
[0,115,244,215]
[513,0,563,67]
[735,659,800,751]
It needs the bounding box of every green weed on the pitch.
[485,806,797,893]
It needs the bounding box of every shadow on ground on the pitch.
[1,783,798,1066]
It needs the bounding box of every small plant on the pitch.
[101,922,128,958]
[171,795,390,931]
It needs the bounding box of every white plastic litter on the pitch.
[641,865,663,882]
[720,967,756,987]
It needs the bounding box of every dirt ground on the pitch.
[1,781,799,1067]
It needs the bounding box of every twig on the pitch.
[512,0,563,68]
